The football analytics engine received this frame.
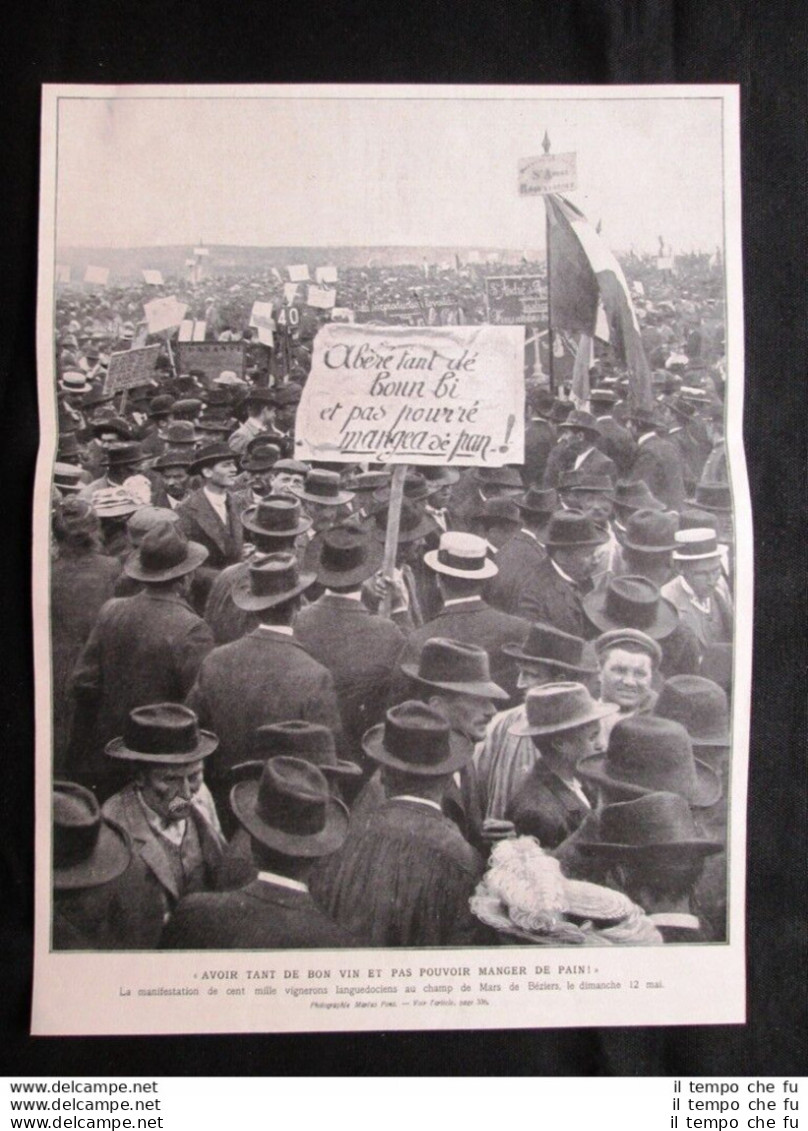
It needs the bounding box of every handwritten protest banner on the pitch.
[144,295,188,335]
[287,264,310,282]
[485,275,547,325]
[176,342,245,387]
[103,345,161,394]
[295,323,524,467]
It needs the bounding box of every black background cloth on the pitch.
[1,0,806,1077]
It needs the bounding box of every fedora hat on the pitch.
[622,509,679,553]
[588,388,618,407]
[583,576,679,640]
[423,531,498,579]
[688,482,732,513]
[654,675,730,747]
[202,387,234,408]
[244,387,277,407]
[241,440,283,473]
[188,442,237,477]
[594,628,662,667]
[672,528,722,561]
[241,495,311,539]
[401,638,508,700]
[609,480,665,514]
[362,701,473,776]
[370,499,438,545]
[105,703,218,764]
[664,395,697,421]
[516,486,558,516]
[153,450,193,471]
[557,409,602,436]
[103,441,143,469]
[502,623,598,674]
[230,756,348,857]
[273,384,302,407]
[549,399,575,424]
[542,510,608,550]
[470,497,521,527]
[307,524,382,588]
[147,394,176,419]
[57,432,83,460]
[509,681,617,737]
[93,417,132,442]
[196,417,236,437]
[372,471,430,505]
[576,791,723,858]
[577,714,721,807]
[124,523,208,582]
[252,721,361,778]
[170,401,204,422]
[628,406,660,430]
[296,469,354,507]
[421,465,460,490]
[91,486,139,519]
[471,466,523,490]
[558,471,613,495]
[232,551,315,610]
[53,782,132,890]
[344,469,391,494]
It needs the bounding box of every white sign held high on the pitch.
[144,295,188,335]
[295,323,525,466]
[315,265,338,284]
[518,152,577,195]
[306,285,337,310]
[287,264,310,282]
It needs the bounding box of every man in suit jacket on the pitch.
[661,529,733,651]
[294,525,406,759]
[543,410,617,488]
[521,387,558,487]
[485,487,556,616]
[162,756,357,949]
[176,443,244,605]
[393,532,529,704]
[69,524,214,797]
[186,553,342,823]
[515,511,607,640]
[589,388,637,477]
[101,704,226,946]
[628,407,687,512]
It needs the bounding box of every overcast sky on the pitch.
[54,89,727,254]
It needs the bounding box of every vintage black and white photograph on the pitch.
[32,85,750,1034]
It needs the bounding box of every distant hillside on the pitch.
[54,245,544,282]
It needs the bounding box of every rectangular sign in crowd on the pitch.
[295,323,525,467]
[176,341,245,386]
[103,344,162,394]
[485,274,547,324]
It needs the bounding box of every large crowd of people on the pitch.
[50,253,734,950]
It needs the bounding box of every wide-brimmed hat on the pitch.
[232,551,315,610]
[557,409,602,436]
[241,495,311,540]
[509,681,617,737]
[421,465,460,490]
[92,417,132,442]
[296,469,354,507]
[53,781,131,890]
[688,482,731,513]
[241,440,283,473]
[103,441,143,469]
[273,384,302,407]
[516,486,558,517]
[126,505,180,540]
[165,421,199,448]
[471,466,523,490]
[272,458,309,478]
[196,417,236,437]
[147,394,176,419]
[372,471,430,506]
[502,622,598,674]
[558,471,614,495]
[153,450,193,471]
[170,401,204,423]
[243,387,276,407]
[230,756,348,857]
[124,522,208,582]
[188,442,237,477]
[577,714,721,808]
[672,527,722,561]
[622,509,679,553]
[542,510,609,550]
[344,469,391,494]
[362,701,473,776]
[307,524,382,588]
[59,371,92,395]
[401,638,508,699]
[576,791,723,859]
[609,480,665,514]
[593,628,662,667]
[628,406,661,430]
[654,675,730,747]
[53,463,85,494]
[424,531,498,579]
[105,703,218,764]
[369,499,438,545]
[588,388,618,407]
[584,576,679,640]
[470,497,521,527]
[57,431,84,460]
[91,486,139,519]
[251,721,361,778]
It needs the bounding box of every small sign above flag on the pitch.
[518,152,577,196]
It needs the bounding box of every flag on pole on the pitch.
[545,194,653,410]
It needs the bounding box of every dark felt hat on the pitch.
[470,497,521,527]
[53,782,131,890]
[401,638,508,699]
[516,486,558,516]
[583,576,679,640]
[577,714,721,808]
[654,675,730,747]
[509,681,617,737]
[296,469,354,506]
[188,442,237,477]
[542,510,609,550]
[124,523,208,582]
[307,524,382,588]
[232,551,315,610]
[558,471,614,495]
[370,499,437,544]
[273,384,302,407]
[372,471,430,505]
[170,400,204,421]
[251,721,361,778]
[241,495,311,539]
[241,440,282,472]
[622,509,679,553]
[421,465,460,490]
[102,441,144,470]
[165,421,199,446]
[576,791,723,858]
[92,417,132,441]
[362,701,473,776]
[153,449,193,471]
[502,622,597,674]
[688,482,732,513]
[230,756,349,857]
[610,480,665,514]
[105,703,218,764]
[147,394,176,418]
[558,409,602,436]
[471,466,523,489]
[57,431,84,460]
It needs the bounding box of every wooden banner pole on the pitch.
[379,464,408,619]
